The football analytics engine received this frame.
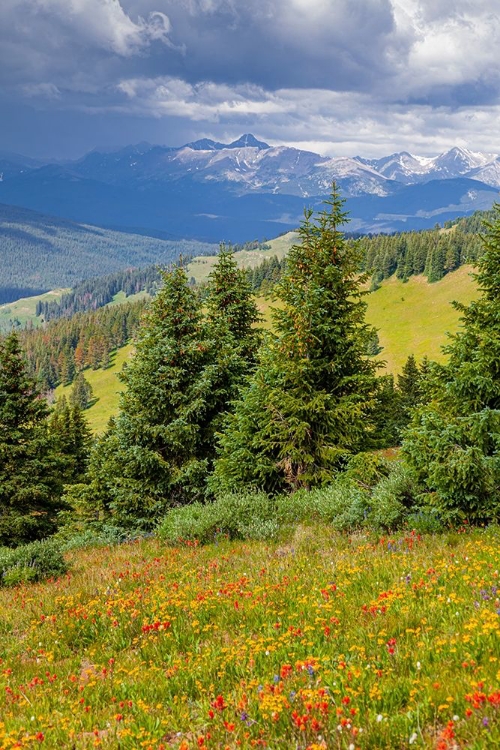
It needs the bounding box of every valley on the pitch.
[2,6,500,748]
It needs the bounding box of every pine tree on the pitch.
[366,330,383,357]
[50,397,92,484]
[403,205,500,521]
[201,245,262,461]
[70,267,216,529]
[212,185,378,493]
[69,372,94,410]
[396,354,424,434]
[369,374,401,448]
[205,244,261,366]
[0,333,66,546]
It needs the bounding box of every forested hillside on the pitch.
[359,209,490,285]
[36,267,162,321]
[3,209,491,396]
[0,203,216,303]
[20,300,145,390]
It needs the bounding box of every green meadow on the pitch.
[0,289,68,331]
[187,231,298,283]
[365,265,478,373]
[55,344,134,433]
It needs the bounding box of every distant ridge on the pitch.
[184,134,270,151]
[0,202,216,301]
[0,136,498,242]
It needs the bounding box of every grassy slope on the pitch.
[0,288,68,331]
[187,231,298,283]
[55,344,134,433]
[365,266,478,372]
[0,529,499,747]
[108,289,150,306]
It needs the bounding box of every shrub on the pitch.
[343,451,392,489]
[406,509,444,534]
[0,539,67,586]
[158,492,277,545]
[276,481,369,530]
[60,525,132,551]
[158,460,428,546]
[157,503,217,545]
[368,463,421,530]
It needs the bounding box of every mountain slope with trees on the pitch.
[0,202,216,303]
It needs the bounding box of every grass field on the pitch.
[0,527,499,748]
[365,266,478,373]
[55,345,134,433]
[108,290,150,307]
[187,232,298,284]
[0,289,68,331]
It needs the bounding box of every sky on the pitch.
[1,0,499,160]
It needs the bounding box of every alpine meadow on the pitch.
[2,184,500,748]
[2,1,500,747]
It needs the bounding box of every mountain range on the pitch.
[0,135,499,242]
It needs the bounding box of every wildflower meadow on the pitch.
[0,526,499,749]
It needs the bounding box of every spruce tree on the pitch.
[205,244,261,365]
[0,333,66,546]
[403,205,500,521]
[202,245,261,451]
[70,372,94,410]
[50,397,92,484]
[395,354,424,435]
[70,267,215,528]
[212,185,378,493]
[369,374,401,448]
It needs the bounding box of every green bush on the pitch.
[343,452,392,489]
[368,463,421,530]
[406,509,444,534]
[158,459,429,546]
[0,539,67,586]
[60,525,131,551]
[157,503,217,544]
[276,481,368,530]
[158,492,277,545]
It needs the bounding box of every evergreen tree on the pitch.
[403,205,500,521]
[69,372,94,410]
[70,267,214,529]
[369,374,401,448]
[0,333,66,546]
[202,245,261,459]
[50,397,92,484]
[205,244,261,366]
[212,185,378,494]
[396,354,424,434]
[366,330,383,357]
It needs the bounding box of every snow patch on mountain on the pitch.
[30,135,500,198]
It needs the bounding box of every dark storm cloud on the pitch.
[123,0,400,92]
[0,0,401,92]
[0,0,499,158]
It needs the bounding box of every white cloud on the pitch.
[111,75,500,156]
[0,0,174,63]
[392,0,500,94]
